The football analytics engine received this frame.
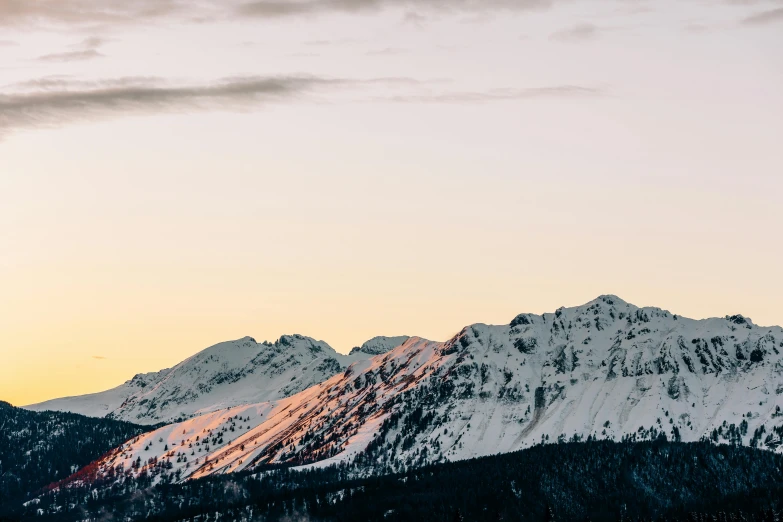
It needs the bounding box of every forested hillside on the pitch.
[19,441,783,521]
[0,401,155,512]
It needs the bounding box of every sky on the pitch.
[1,0,782,407]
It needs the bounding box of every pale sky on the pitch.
[1,0,782,407]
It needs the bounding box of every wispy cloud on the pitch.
[37,49,104,62]
[81,36,110,48]
[305,38,362,46]
[550,22,600,42]
[382,85,605,103]
[91,355,107,360]
[366,47,407,56]
[237,0,555,19]
[0,40,18,47]
[0,0,186,27]
[0,74,602,137]
[0,0,557,28]
[35,35,108,62]
[11,0,768,31]
[740,7,783,26]
[684,23,710,34]
[10,0,705,36]
[402,11,427,27]
[0,75,343,136]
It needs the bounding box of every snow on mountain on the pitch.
[348,336,410,358]
[25,334,407,425]
[22,369,170,421]
[72,296,783,487]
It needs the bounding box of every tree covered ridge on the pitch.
[14,440,783,521]
[0,401,155,510]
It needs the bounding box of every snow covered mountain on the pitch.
[349,336,411,357]
[25,334,408,425]
[71,296,783,487]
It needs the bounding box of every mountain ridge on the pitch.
[24,334,410,425]
[62,295,783,488]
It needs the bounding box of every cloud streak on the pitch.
[237,0,553,19]
[382,85,605,103]
[0,0,187,27]
[366,47,407,56]
[0,75,602,137]
[550,22,600,41]
[740,7,783,25]
[0,75,343,136]
[0,0,555,27]
[4,0,782,31]
[36,49,104,62]
[35,35,108,62]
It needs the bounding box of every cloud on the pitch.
[382,85,605,103]
[0,40,18,46]
[35,34,108,62]
[305,38,362,46]
[366,47,407,55]
[0,0,597,29]
[237,0,554,19]
[0,75,343,136]
[0,74,602,137]
[684,23,710,33]
[91,355,107,360]
[550,22,600,41]
[36,49,104,62]
[402,11,427,27]
[81,36,110,48]
[0,0,187,27]
[740,7,783,25]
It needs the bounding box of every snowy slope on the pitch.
[22,369,171,421]
[73,296,783,486]
[25,334,408,425]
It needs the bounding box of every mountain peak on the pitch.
[726,314,753,326]
[510,295,632,328]
[590,294,628,307]
[349,335,410,357]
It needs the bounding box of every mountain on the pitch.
[24,334,409,425]
[69,295,783,486]
[21,441,783,522]
[0,401,154,511]
[349,335,411,357]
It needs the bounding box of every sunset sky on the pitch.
[1,0,782,407]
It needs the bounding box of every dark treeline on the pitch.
[0,401,156,511]
[12,440,783,521]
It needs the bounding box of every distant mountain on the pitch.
[0,402,153,511]
[72,296,783,486]
[24,334,409,425]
